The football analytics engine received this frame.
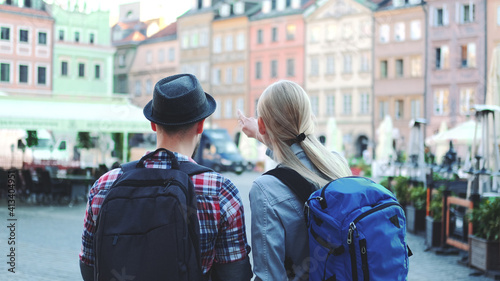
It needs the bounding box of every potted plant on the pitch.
[406,184,427,233]
[392,176,410,209]
[467,197,500,271]
[426,186,444,248]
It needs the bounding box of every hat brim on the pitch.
[143,92,216,126]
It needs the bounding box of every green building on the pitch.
[49,3,115,97]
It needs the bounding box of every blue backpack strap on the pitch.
[264,167,314,204]
[120,160,140,173]
[178,161,212,176]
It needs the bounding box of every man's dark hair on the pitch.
[158,122,198,135]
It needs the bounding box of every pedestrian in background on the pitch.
[238,80,351,280]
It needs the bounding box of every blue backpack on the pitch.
[94,149,211,281]
[266,168,411,281]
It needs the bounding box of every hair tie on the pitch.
[296,133,306,143]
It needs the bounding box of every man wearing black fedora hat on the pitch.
[80,74,252,280]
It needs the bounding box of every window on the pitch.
[212,68,221,85]
[343,54,352,74]
[255,61,262,79]
[379,24,389,43]
[90,33,95,44]
[135,81,141,96]
[360,53,370,72]
[434,6,449,26]
[200,30,208,47]
[411,99,421,118]
[396,59,404,77]
[310,96,319,116]
[257,29,263,44]
[395,100,404,120]
[182,34,189,49]
[75,32,80,42]
[380,60,388,78]
[360,93,370,115]
[237,33,245,50]
[20,29,28,42]
[310,57,319,76]
[146,51,152,64]
[460,88,475,115]
[310,26,320,43]
[225,99,233,119]
[119,54,126,67]
[61,61,68,76]
[272,27,278,42]
[394,22,405,41]
[24,0,32,7]
[436,46,449,69]
[225,35,233,51]
[359,20,371,37]
[326,24,336,41]
[225,67,233,84]
[271,60,278,78]
[190,33,199,48]
[460,3,475,23]
[59,30,64,41]
[286,24,296,40]
[200,63,208,82]
[94,65,100,79]
[379,101,389,119]
[342,23,353,39]
[19,65,28,83]
[434,88,450,115]
[1,27,10,40]
[461,43,476,67]
[78,63,85,77]
[38,32,47,45]
[343,94,352,115]
[287,58,295,77]
[37,66,46,85]
[168,48,175,62]
[326,95,335,115]
[158,49,165,63]
[410,56,422,77]
[410,20,421,40]
[213,36,222,53]
[146,79,152,95]
[236,66,244,83]
[326,55,335,75]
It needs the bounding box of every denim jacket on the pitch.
[250,144,321,281]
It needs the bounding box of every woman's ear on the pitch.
[258,117,266,136]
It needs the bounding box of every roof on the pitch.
[0,4,53,20]
[147,22,177,40]
[250,0,316,21]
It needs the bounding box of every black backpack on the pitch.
[93,149,211,281]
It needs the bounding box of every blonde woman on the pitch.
[238,80,351,281]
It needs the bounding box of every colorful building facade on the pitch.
[0,0,54,96]
[50,3,114,97]
[374,0,426,153]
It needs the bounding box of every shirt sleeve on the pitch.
[215,178,251,263]
[250,181,289,281]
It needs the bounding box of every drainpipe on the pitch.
[484,0,488,103]
[371,9,376,159]
[423,3,428,140]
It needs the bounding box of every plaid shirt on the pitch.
[79,150,251,274]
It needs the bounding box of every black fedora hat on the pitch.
[143,74,216,126]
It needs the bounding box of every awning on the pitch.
[0,95,151,133]
[425,120,480,145]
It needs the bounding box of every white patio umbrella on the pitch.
[375,115,396,163]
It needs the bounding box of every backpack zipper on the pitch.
[348,202,402,280]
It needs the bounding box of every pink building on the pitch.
[0,2,54,96]
[248,0,312,116]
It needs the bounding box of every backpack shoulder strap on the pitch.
[119,160,140,173]
[264,167,314,204]
[178,161,213,176]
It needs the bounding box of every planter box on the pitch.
[406,205,426,233]
[469,235,500,271]
[426,216,442,248]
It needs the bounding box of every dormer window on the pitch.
[234,2,245,15]
[220,4,230,17]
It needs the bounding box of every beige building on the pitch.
[487,0,500,75]
[305,0,377,158]
[374,0,426,154]
[129,23,179,107]
[211,1,259,137]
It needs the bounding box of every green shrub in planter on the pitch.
[467,197,500,241]
[409,185,427,210]
[429,186,445,221]
[393,176,410,206]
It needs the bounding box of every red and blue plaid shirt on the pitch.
[79,150,251,274]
